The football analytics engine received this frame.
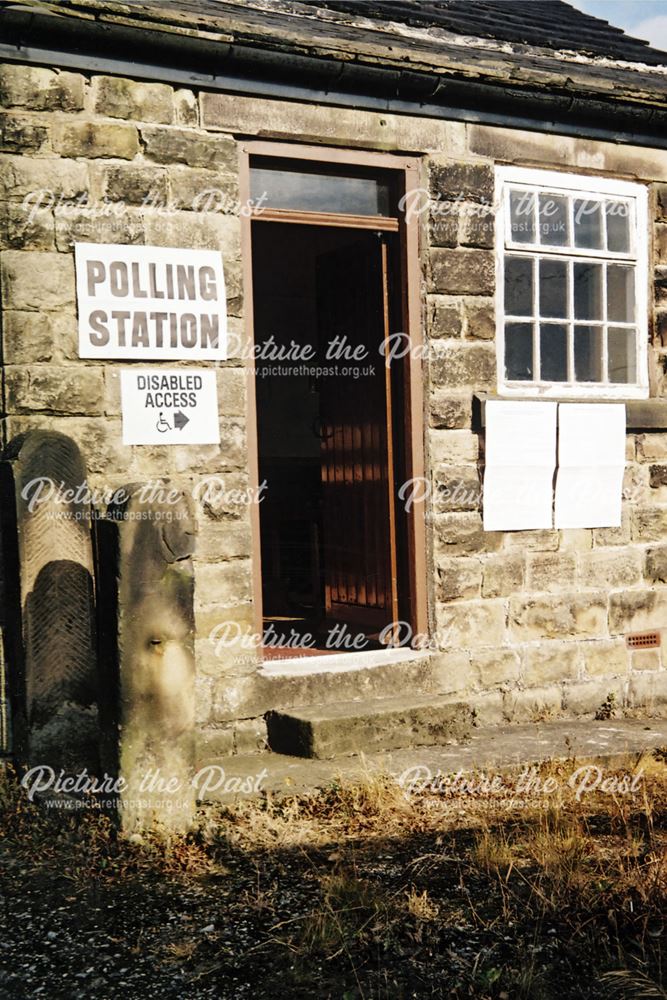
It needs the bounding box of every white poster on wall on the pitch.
[120,369,220,445]
[75,243,227,360]
[483,400,558,531]
[554,403,626,529]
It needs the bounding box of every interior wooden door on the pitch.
[316,235,399,631]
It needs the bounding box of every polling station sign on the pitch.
[75,243,227,360]
[120,370,220,445]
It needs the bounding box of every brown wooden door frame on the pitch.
[239,141,427,656]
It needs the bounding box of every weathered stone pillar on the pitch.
[104,483,196,837]
[0,431,98,770]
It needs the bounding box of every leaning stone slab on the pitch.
[104,484,196,837]
[1,431,98,769]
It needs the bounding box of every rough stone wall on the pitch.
[426,132,667,720]
[2,64,667,751]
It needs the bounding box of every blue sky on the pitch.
[569,0,667,51]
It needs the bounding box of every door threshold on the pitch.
[259,646,430,678]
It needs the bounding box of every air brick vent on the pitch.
[626,631,661,649]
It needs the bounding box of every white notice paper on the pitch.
[483,400,557,531]
[554,403,626,529]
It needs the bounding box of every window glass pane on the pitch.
[573,198,604,249]
[608,327,637,384]
[606,201,631,253]
[505,256,533,315]
[539,193,568,246]
[539,258,568,318]
[607,264,635,322]
[540,323,568,382]
[509,190,536,243]
[574,262,603,320]
[574,325,603,382]
[505,322,533,380]
[249,166,391,215]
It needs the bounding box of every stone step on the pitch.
[266,695,472,759]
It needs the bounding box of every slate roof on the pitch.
[307,0,667,66]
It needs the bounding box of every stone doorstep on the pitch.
[199,716,667,804]
[265,695,473,759]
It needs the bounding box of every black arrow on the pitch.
[174,410,190,430]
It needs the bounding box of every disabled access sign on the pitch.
[120,369,220,445]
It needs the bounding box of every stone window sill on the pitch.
[472,393,667,431]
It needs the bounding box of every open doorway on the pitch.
[252,222,408,658]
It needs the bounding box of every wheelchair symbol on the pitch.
[156,412,171,433]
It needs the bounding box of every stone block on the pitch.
[144,210,240,254]
[431,650,476,694]
[435,557,482,601]
[0,201,54,250]
[593,511,631,547]
[645,545,667,584]
[234,718,268,754]
[430,342,496,388]
[429,209,458,247]
[510,594,607,641]
[578,550,642,589]
[53,122,139,160]
[430,391,471,429]
[0,65,84,111]
[0,113,49,153]
[433,465,481,512]
[656,225,667,265]
[96,163,168,206]
[475,648,520,687]
[194,520,252,562]
[429,160,494,203]
[196,725,234,762]
[460,205,495,248]
[504,685,562,723]
[626,672,667,711]
[1,250,75,310]
[481,554,524,597]
[435,599,506,649]
[92,75,174,123]
[194,559,253,609]
[428,295,462,338]
[199,91,467,156]
[433,511,503,556]
[558,529,593,552]
[631,507,667,541]
[2,310,67,363]
[608,589,667,635]
[430,248,495,295]
[0,155,88,202]
[636,433,667,462]
[657,184,667,222]
[527,552,577,593]
[561,679,624,716]
[631,648,662,671]
[521,642,581,685]
[504,529,559,552]
[142,126,237,170]
[5,365,105,415]
[463,298,495,340]
[168,166,239,213]
[174,89,198,127]
[469,691,505,725]
[54,207,146,252]
[581,639,629,677]
[429,429,479,464]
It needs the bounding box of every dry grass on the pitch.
[0,751,665,998]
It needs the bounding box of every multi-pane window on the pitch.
[496,168,648,398]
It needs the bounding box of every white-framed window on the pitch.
[495,166,649,399]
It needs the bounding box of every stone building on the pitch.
[1,0,667,775]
